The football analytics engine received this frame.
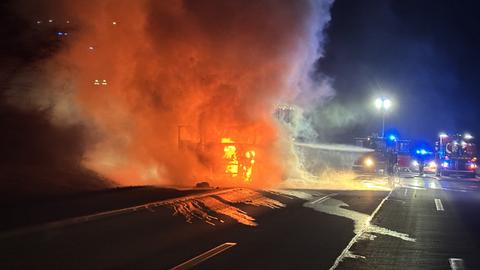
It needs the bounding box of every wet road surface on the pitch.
[1,176,479,269]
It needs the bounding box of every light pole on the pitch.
[439,133,448,157]
[374,97,392,138]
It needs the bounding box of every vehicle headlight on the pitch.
[428,161,437,168]
[364,158,374,167]
[411,160,419,167]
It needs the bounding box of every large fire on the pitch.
[18,0,331,188]
[221,137,256,182]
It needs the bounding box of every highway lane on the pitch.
[190,190,388,270]
[1,176,479,269]
[336,176,480,270]
[0,188,388,270]
[0,186,209,231]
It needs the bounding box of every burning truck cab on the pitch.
[178,125,257,183]
[220,137,256,182]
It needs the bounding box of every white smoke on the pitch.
[278,0,385,190]
[280,0,336,143]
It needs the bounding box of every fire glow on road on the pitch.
[171,189,285,226]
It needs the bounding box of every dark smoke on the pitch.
[1,0,335,194]
[0,1,111,201]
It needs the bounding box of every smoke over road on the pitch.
[3,0,335,189]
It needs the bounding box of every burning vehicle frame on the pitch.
[178,125,257,183]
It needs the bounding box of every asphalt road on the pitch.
[1,176,479,270]
[337,176,480,270]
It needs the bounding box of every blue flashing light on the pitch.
[416,149,428,155]
[57,32,64,36]
[388,134,397,141]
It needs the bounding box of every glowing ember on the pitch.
[223,144,239,177]
[221,138,256,182]
[221,138,235,144]
[243,150,255,182]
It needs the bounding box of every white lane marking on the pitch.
[434,198,445,211]
[403,186,426,190]
[404,188,408,197]
[310,193,338,204]
[428,179,444,190]
[329,189,394,270]
[170,242,237,270]
[0,188,239,239]
[449,258,465,270]
[403,185,426,190]
[441,187,468,193]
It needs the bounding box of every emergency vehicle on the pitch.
[352,134,411,175]
[435,133,477,177]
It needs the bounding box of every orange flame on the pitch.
[31,0,321,188]
[222,138,255,182]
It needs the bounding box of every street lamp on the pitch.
[439,133,448,157]
[374,97,392,138]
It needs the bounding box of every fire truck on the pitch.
[352,134,411,175]
[435,133,477,177]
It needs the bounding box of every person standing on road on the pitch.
[418,155,425,176]
[387,149,397,176]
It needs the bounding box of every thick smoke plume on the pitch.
[7,0,335,188]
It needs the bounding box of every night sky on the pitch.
[318,0,480,144]
[2,1,480,147]
[1,0,480,197]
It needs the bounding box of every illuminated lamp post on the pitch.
[374,97,392,138]
[439,133,448,157]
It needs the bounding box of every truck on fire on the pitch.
[177,125,257,183]
[435,133,477,177]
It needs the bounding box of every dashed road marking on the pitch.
[434,198,444,211]
[170,242,237,270]
[449,258,465,270]
[310,193,338,204]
